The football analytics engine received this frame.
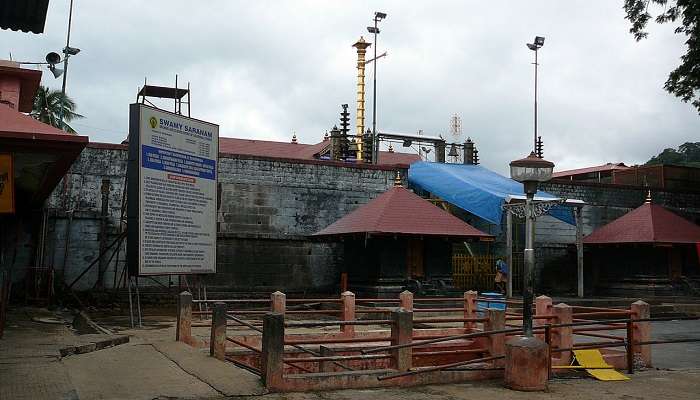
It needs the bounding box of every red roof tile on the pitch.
[313,186,493,239]
[584,202,700,244]
[218,137,420,166]
[0,104,88,143]
[553,163,630,178]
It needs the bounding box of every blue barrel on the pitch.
[477,292,506,311]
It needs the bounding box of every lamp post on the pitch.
[59,0,78,131]
[509,152,554,337]
[526,36,544,154]
[367,11,386,164]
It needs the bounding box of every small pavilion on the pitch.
[313,175,493,297]
[584,195,700,296]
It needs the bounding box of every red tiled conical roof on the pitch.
[584,202,700,244]
[313,186,492,239]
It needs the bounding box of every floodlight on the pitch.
[48,65,64,78]
[526,43,538,51]
[367,26,379,34]
[45,52,62,64]
[375,12,387,19]
[63,46,81,56]
[402,139,412,147]
[534,36,545,46]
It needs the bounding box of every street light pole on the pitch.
[509,153,554,338]
[533,47,538,154]
[368,12,386,164]
[59,0,75,131]
[527,36,544,154]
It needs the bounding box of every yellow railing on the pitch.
[452,253,523,293]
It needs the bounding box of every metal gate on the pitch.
[452,253,523,293]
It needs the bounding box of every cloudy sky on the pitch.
[3,1,698,174]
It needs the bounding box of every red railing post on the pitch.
[535,295,552,339]
[464,290,478,329]
[270,291,286,314]
[262,312,285,390]
[486,308,505,366]
[210,302,227,360]
[176,291,192,344]
[341,291,356,336]
[390,309,413,372]
[552,303,573,364]
[631,300,651,367]
[400,290,413,311]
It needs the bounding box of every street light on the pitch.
[526,35,544,155]
[509,152,554,337]
[367,11,387,164]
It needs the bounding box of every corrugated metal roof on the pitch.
[219,137,421,166]
[0,0,50,34]
[313,186,492,239]
[0,104,88,143]
[553,163,630,178]
[584,202,700,244]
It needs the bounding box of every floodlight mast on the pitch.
[526,35,545,155]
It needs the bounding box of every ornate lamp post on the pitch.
[509,152,554,337]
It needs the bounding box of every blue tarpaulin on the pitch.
[408,161,574,225]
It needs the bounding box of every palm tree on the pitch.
[30,86,84,134]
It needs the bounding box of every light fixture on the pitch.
[509,152,554,194]
[534,36,545,46]
[375,12,387,20]
[367,26,379,34]
[402,139,412,147]
[63,46,81,56]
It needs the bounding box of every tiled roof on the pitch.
[219,137,421,166]
[584,202,700,244]
[0,105,88,143]
[313,186,493,239]
[553,163,630,178]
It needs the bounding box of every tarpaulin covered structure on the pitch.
[407,161,574,225]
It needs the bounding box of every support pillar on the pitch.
[506,211,513,298]
[271,291,286,314]
[631,300,651,367]
[400,290,413,311]
[575,207,584,298]
[464,290,478,329]
[390,309,413,372]
[486,308,505,366]
[262,312,285,390]
[552,303,573,364]
[210,302,227,360]
[504,336,549,391]
[340,291,356,336]
[176,291,192,343]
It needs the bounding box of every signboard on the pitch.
[0,153,14,214]
[127,104,219,275]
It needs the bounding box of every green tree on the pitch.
[624,1,700,113]
[30,86,83,134]
[646,141,700,165]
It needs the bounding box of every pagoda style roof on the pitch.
[313,186,493,240]
[584,202,700,245]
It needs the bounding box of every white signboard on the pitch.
[129,104,218,275]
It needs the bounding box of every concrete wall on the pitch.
[39,145,398,292]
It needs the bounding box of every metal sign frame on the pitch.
[127,103,219,276]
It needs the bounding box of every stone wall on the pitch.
[41,145,399,292]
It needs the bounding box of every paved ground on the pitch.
[1,306,699,399]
